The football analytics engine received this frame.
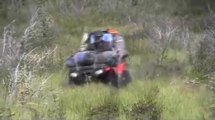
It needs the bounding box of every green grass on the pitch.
[0,1,214,119]
[0,72,212,120]
[1,33,210,120]
[48,74,211,120]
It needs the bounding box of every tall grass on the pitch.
[49,75,211,120]
[0,1,214,120]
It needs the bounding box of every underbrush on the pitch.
[59,78,211,120]
[0,72,212,120]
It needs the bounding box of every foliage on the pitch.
[193,15,215,77]
[59,79,211,120]
[0,0,215,120]
[22,8,57,51]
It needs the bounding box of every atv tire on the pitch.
[102,71,118,87]
[120,70,132,86]
[69,74,86,85]
[111,70,132,88]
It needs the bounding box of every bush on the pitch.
[22,7,57,51]
[193,15,215,76]
[130,86,163,120]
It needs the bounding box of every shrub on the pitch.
[193,15,215,77]
[130,86,163,120]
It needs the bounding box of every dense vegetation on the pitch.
[1,0,215,119]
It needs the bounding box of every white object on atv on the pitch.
[80,33,89,51]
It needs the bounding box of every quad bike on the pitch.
[66,51,131,87]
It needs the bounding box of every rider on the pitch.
[106,28,128,61]
[87,31,113,52]
[80,29,127,53]
[79,29,127,64]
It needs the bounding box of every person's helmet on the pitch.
[106,28,119,35]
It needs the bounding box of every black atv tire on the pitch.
[120,70,132,86]
[98,73,111,84]
[110,74,119,88]
[102,71,118,87]
[110,70,132,88]
[69,74,86,85]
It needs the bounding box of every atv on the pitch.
[66,50,131,87]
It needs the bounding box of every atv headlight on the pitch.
[70,73,78,77]
[95,69,103,75]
